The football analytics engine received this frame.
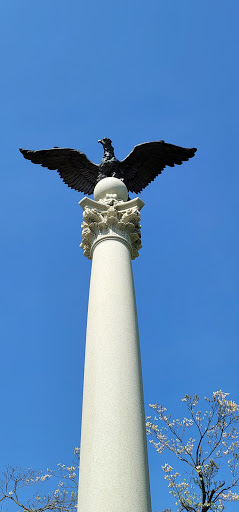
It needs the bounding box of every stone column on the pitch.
[77,177,151,512]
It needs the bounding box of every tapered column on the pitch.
[77,178,151,512]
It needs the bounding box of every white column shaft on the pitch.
[78,238,151,512]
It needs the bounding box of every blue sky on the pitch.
[1,1,239,510]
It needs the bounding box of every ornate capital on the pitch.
[79,194,144,260]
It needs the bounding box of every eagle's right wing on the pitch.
[19,147,99,194]
[121,141,197,193]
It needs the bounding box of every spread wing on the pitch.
[19,147,99,194]
[120,141,197,193]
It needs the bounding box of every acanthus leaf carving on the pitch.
[80,198,143,260]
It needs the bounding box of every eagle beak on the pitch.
[98,139,102,144]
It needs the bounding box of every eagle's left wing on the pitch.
[19,147,99,194]
[120,141,197,193]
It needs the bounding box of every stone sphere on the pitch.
[94,177,128,202]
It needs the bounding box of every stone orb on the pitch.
[94,177,128,202]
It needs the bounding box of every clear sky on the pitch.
[1,1,239,511]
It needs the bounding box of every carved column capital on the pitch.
[79,194,144,260]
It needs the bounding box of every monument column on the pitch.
[77,177,151,512]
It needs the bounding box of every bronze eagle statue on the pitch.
[19,138,197,195]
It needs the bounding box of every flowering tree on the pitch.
[147,391,239,512]
[2,392,239,512]
[0,448,79,512]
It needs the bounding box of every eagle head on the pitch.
[98,138,112,148]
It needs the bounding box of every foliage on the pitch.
[147,391,239,512]
[2,391,239,512]
[0,449,79,512]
